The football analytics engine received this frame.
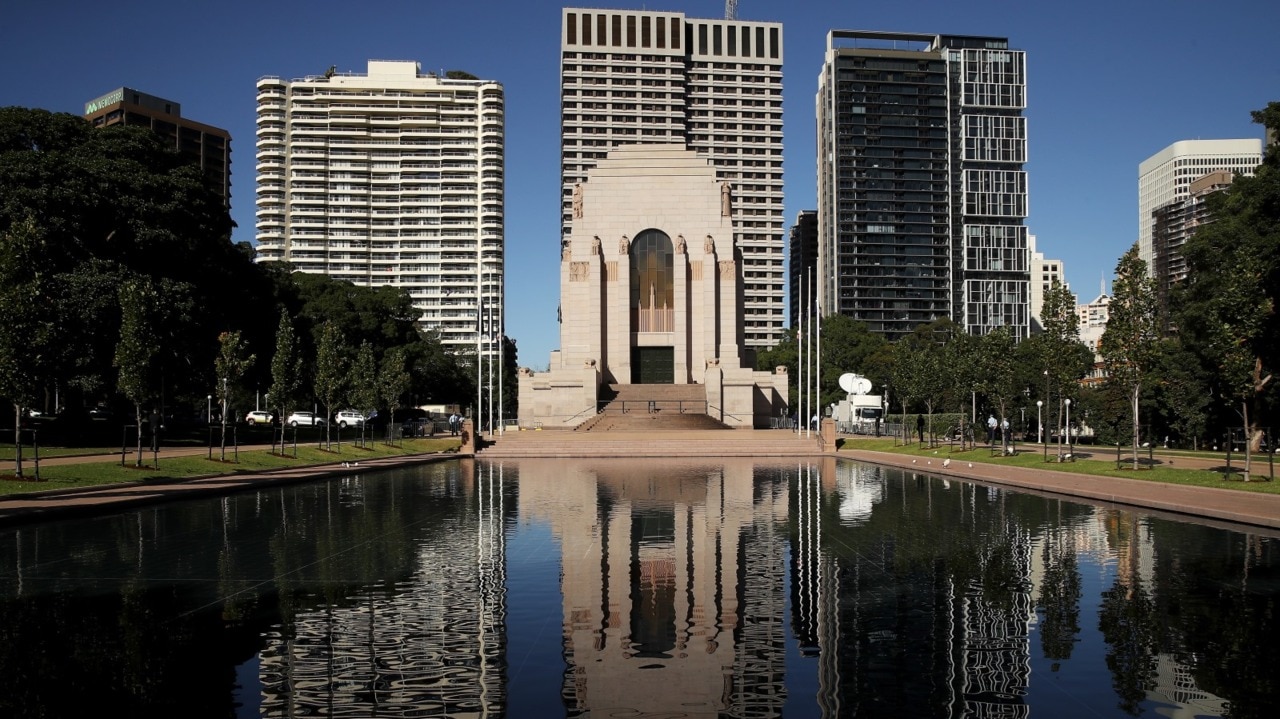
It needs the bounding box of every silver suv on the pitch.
[285,411,325,427]
[334,410,366,428]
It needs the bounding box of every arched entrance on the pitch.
[629,229,674,384]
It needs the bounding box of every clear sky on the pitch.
[5,0,1276,368]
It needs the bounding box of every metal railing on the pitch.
[600,399,708,415]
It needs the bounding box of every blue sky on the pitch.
[4,0,1276,368]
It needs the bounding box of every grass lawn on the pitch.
[0,445,118,460]
[838,436,1280,494]
[0,437,462,497]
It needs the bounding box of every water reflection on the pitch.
[0,457,1277,717]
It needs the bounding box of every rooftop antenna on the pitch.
[725,0,738,20]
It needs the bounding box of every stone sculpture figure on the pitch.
[619,235,630,255]
[675,234,686,254]
[720,181,732,216]
[572,183,583,218]
[704,235,715,254]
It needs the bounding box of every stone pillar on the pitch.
[461,418,476,454]
[609,240,630,384]
[705,364,724,421]
[673,244,689,383]
[717,258,740,364]
[820,418,837,453]
[701,239,718,366]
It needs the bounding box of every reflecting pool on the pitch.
[1,457,1278,717]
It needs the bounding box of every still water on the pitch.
[1,457,1277,718]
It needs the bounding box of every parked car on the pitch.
[285,411,325,427]
[334,410,366,428]
[245,410,274,426]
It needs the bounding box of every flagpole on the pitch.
[476,292,483,438]
[487,300,494,435]
[802,271,809,438]
[498,288,504,436]
[798,272,804,437]
[816,271,821,436]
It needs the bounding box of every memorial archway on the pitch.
[630,229,674,383]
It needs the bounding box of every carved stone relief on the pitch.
[718,259,735,278]
[570,261,590,281]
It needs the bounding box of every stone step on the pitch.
[476,429,820,458]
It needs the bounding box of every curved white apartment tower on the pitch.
[255,60,504,355]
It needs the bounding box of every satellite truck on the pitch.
[833,373,885,435]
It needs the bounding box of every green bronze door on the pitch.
[632,347,674,384]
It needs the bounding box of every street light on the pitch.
[1036,400,1043,443]
[207,394,212,425]
[1037,400,1044,461]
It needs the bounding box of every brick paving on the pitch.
[3,431,1278,534]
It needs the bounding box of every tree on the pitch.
[114,276,162,467]
[379,346,412,440]
[348,341,379,445]
[1101,245,1160,470]
[943,330,981,448]
[972,327,1019,448]
[0,216,57,477]
[1176,103,1280,479]
[313,321,348,449]
[0,106,258,415]
[214,330,255,461]
[266,309,302,452]
[1022,279,1094,446]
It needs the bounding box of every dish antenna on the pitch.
[839,373,872,396]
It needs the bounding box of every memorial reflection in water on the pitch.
[0,457,1277,718]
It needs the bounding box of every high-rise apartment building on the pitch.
[1150,170,1236,316]
[254,61,504,355]
[1027,234,1067,334]
[1137,139,1261,273]
[559,8,785,350]
[84,87,232,207]
[788,210,818,329]
[816,31,1030,340]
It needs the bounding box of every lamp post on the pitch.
[1064,398,1073,459]
[207,394,212,425]
[1037,400,1044,461]
[1036,400,1043,443]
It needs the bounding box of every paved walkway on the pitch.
[2,433,1278,534]
[0,449,457,526]
[841,447,1280,534]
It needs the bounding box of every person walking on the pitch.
[987,414,998,445]
[448,412,459,436]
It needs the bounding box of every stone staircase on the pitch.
[474,427,821,459]
[576,384,727,432]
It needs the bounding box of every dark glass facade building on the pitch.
[816,31,1029,339]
